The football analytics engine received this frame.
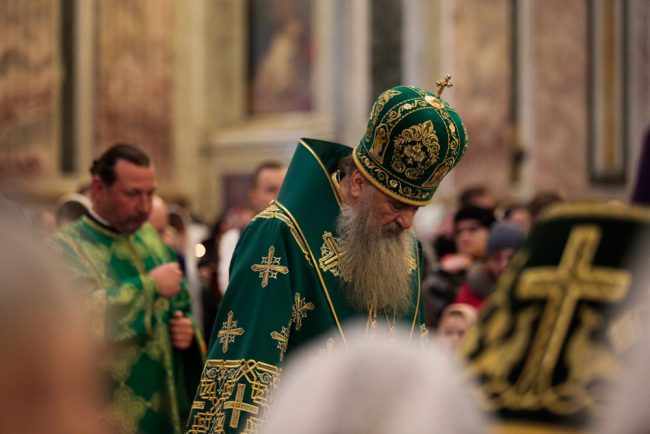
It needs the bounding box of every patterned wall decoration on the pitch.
[453,0,513,193]
[532,0,588,195]
[94,0,174,178]
[0,0,58,187]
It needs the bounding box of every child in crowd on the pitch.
[437,303,478,351]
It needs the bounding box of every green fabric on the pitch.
[186,139,428,434]
[461,202,650,429]
[354,85,468,205]
[50,216,206,434]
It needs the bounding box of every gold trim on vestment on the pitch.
[274,200,348,347]
[540,201,650,222]
[409,246,422,339]
[298,139,344,206]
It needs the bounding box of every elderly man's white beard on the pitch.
[335,188,414,316]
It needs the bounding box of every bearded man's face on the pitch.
[336,183,419,316]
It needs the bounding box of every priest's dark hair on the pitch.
[90,143,151,186]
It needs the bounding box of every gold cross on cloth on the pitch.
[291,293,315,331]
[270,325,290,361]
[224,384,259,429]
[511,225,630,405]
[251,245,289,288]
[319,231,344,276]
[217,310,244,353]
[435,74,453,97]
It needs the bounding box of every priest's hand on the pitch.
[150,262,182,298]
[169,310,194,350]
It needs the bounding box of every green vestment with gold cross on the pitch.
[50,216,206,434]
[185,139,428,434]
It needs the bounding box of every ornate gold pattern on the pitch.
[406,253,417,274]
[270,323,291,361]
[390,120,440,180]
[250,246,289,288]
[539,201,650,223]
[254,202,312,265]
[365,89,402,142]
[273,201,348,347]
[355,98,463,205]
[318,231,344,277]
[186,359,282,434]
[469,225,631,414]
[291,293,315,331]
[217,311,245,353]
[224,384,258,429]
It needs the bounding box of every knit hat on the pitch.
[453,205,496,229]
[486,221,525,254]
[353,78,468,206]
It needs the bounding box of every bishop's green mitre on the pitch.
[353,76,468,205]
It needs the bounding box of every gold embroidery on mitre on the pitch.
[251,245,289,288]
[371,124,390,163]
[319,231,344,278]
[365,89,402,141]
[423,156,456,189]
[391,120,440,181]
[217,311,245,353]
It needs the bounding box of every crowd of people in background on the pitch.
[12,173,565,353]
[1,119,648,434]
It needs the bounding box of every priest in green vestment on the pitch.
[186,79,469,434]
[50,144,206,434]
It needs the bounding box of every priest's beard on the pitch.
[335,188,414,316]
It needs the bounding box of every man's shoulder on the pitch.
[50,217,93,243]
[249,202,296,232]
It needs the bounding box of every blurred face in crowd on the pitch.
[92,159,156,234]
[455,219,489,260]
[506,207,532,234]
[469,192,496,211]
[148,195,168,236]
[438,312,472,349]
[336,170,419,315]
[249,167,287,213]
[484,248,517,279]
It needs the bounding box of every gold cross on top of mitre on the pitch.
[435,74,453,97]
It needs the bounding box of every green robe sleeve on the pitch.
[186,217,301,434]
[49,232,160,342]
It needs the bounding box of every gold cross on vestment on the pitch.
[291,293,315,331]
[435,74,453,97]
[224,384,259,429]
[270,325,290,361]
[319,231,344,276]
[251,245,289,288]
[217,311,244,353]
[512,225,630,403]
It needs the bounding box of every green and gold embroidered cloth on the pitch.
[50,216,206,434]
[185,139,428,434]
[354,85,468,205]
[462,202,650,431]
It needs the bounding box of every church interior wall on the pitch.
[0,0,648,222]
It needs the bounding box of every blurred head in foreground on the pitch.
[0,214,108,434]
[261,324,489,434]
